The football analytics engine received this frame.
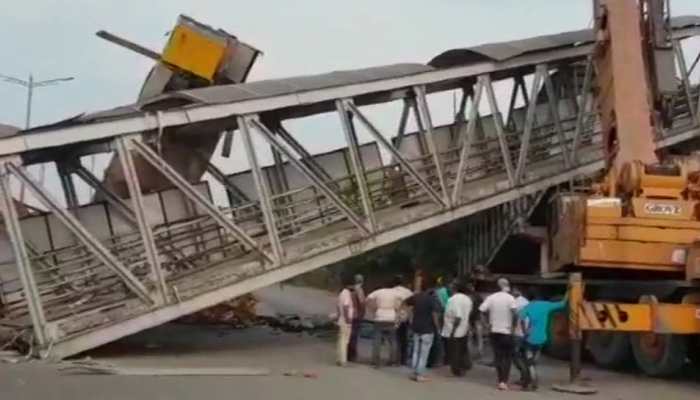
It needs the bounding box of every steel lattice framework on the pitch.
[0,20,699,359]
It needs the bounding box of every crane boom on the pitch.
[594,0,661,173]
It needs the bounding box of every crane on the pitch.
[545,0,700,378]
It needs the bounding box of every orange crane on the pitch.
[547,0,700,377]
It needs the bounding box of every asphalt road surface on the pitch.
[2,285,700,399]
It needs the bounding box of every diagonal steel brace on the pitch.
[128,139,275,264]
[5,162,154,305]
[248,118,371,235]
[345,102,446,208]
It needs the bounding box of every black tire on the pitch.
[586,332,633,369]
[544,309,571,360]
[631,333,687,377]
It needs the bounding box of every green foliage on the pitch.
[323,221,466,290]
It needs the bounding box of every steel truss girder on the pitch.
[481,74,516,186]
[506,75,527,130]
[269,145,289,194]
[483,190,546,267]
[674,40,699,126]
[413,85,452,207]
[571,55,595,162]
[273,124,337,186]
[196,150,250,206]
[56,160,79,208]
[452,79,484,204]
[220,130,234,158]
[336,100,377,232]
[238,116,284,263]
[247,118,371,235]
[467,186,546,268]
[407,98,429,156]
[450,87,470,148]
[389,99,411,165]
[70,161,137,227]
[116,137,168,304]
[4,162,154,305]
[45,155,606,360]
[514,66,545,185]
[128,139,274,264]
[0,162,48,345]
[344,102,447,209]
[70,160,199,271]
[541,64,572,167]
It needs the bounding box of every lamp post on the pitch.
[0,73,75,129]
[0,73,75,202]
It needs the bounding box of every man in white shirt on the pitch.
[336,276,356,367]
[441,281,473,376]
[366,280,403,368]
[479,278,517,390]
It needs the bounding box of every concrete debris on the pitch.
[0,326,30,355]
[60,360,270,376]
[0,350,23,364]
[175,290,336,335]
[263,314,334,334]
[283,370,319,379]
[177,294,259,327]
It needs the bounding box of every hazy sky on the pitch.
[0,0,599,128]
[1,0,698,204]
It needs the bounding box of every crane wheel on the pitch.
[544,309,570,360]
[631,333,687,377]
[586,332,632,369]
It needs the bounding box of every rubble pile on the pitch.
[262,314,335,334]
[177,294,260,328]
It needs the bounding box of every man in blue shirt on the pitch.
[518,293,568,391]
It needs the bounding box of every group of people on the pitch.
[336,273,567,391]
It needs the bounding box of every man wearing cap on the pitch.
[479,277,517,390]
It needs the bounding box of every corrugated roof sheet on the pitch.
[21,64,433,134]
[430,15,700,68]
[141,63,434,108]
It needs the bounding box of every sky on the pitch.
[0,0,598,127]
[1,0,699,205]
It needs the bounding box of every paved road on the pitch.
[3,322,700,400]
[3,285,700,399]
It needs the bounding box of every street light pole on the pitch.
[0,72,75,129]
[1,72,75,202]
[25,74,33,129]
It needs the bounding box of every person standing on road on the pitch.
[366,281,402,368]
[518,293,568,391]
[511,287,530,388]
[467,283,484,360]
[441,281,473,377]
[479,278,517,390]
[336,276,356,367]
[435,276,450,308]
[430,276,450,367]
[392,275,414,366]
[405,282,441,382]
[348,274,366,362]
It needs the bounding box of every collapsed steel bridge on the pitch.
[1,17,700,359]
